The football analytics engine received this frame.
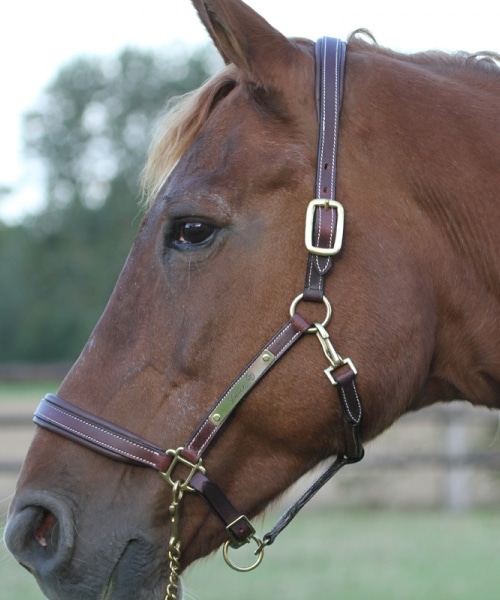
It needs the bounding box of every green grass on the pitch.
[0,542,43,600]
[2,383,500,598]
[2,509,500,599]
[182,509,500,600]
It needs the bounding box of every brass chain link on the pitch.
[164,481,184,600]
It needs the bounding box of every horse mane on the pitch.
[141,65,238,207]
[142,32,500,208]
[348,30,500,78]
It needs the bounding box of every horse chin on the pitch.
[100,540,173,600]
[33,538,170,600]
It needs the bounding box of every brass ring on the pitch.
[289,293,332,332]
[222,537,265,572]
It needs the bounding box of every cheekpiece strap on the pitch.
[304,37,347,302]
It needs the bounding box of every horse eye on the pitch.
[170,221,216,248]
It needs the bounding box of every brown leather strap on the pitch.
[332,365,364,460]
[34,394,171,471]
[262,39,364,547]
[33,314,311,548]
[190,472,256,548]
[34,315,309,472]
[304,37,346,302]
[184,313,309,461]
[34,395,257,547]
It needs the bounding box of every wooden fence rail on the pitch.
[2,402,500,510]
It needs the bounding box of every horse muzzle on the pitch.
[4,490,171,600]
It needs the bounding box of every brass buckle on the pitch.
[225,515,256,549]
[305,199,344,256]
[161,447,206,492]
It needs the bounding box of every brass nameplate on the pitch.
[209,350,275,426]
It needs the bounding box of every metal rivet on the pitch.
[262,352,271,362]
[212,414,221,422]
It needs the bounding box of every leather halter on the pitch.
[33,37,364,568]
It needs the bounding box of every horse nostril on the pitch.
[34,509,56,548]
[4,496,74,578]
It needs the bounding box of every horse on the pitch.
[4,0,500,598]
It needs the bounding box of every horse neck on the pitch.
[410,73,500,408]
[429,251,499,409]
[347,46,500,408]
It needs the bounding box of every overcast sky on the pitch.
[1,0,498,221]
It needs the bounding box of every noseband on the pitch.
[33,38,364,597]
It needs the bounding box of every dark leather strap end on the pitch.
[334,368,362,425]
[190,472,255,547]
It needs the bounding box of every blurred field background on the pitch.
[2,380,500,599]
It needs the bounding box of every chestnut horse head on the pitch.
[5,1,500,598]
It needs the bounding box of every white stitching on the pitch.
[187,321,302,455]
[339,382,362,425]
[330,38,340,196]
[312,38,344,277]
[316,37,327,199]
[41,404,162,468]
[274,324,302,359]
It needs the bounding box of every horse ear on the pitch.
[191,0,300,87]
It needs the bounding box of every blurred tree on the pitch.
[0,45,218,361]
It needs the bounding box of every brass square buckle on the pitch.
[161,447,206,492]
[305,199,344,256]
[225,515,256,549]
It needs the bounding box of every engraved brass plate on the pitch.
[209,350,275,426]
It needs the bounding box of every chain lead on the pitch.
[164,482,184,600]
